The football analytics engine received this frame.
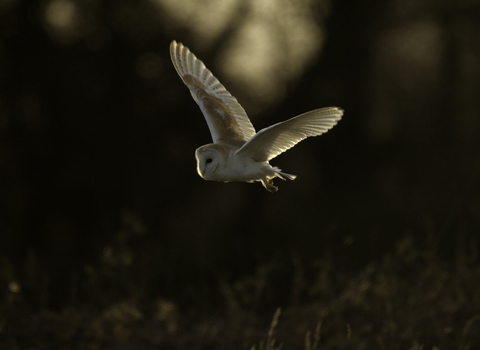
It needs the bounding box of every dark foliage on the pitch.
[1,0,479,348]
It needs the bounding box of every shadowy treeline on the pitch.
[0,0,479,335]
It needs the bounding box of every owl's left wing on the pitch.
[170,41,256,143]
[235,107,343,162]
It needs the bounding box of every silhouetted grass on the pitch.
[2,228,480,350]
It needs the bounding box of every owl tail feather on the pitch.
[273,167,297,181]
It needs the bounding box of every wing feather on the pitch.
[170,40,256,143]
[235,107,343,162]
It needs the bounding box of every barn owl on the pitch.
[170,40,343,192]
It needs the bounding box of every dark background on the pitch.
[1,0,480,348]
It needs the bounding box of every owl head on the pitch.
[195,145,221,180]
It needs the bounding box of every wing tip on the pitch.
[170,40,201,79]
[327,106,344,118]
[317,106,344,123]
[170,40,179,57]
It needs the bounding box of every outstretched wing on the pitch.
[235,107,343,162]
[170,40,256,143]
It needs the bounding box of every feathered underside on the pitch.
[170,40,256,144]
[235,107,343,162]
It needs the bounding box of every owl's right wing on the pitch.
[170,41,256,144]
[235,107,343,162]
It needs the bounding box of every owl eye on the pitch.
[206,158,213,164]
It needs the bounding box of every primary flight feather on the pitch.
[170,40,343,192]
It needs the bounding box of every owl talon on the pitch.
[267,180,278,192]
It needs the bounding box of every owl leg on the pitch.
[261,178,278,192]
[268,180,278,192]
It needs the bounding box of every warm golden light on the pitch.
[154,0,326,114]
[44,0,78,43]
[45,0,76,30]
